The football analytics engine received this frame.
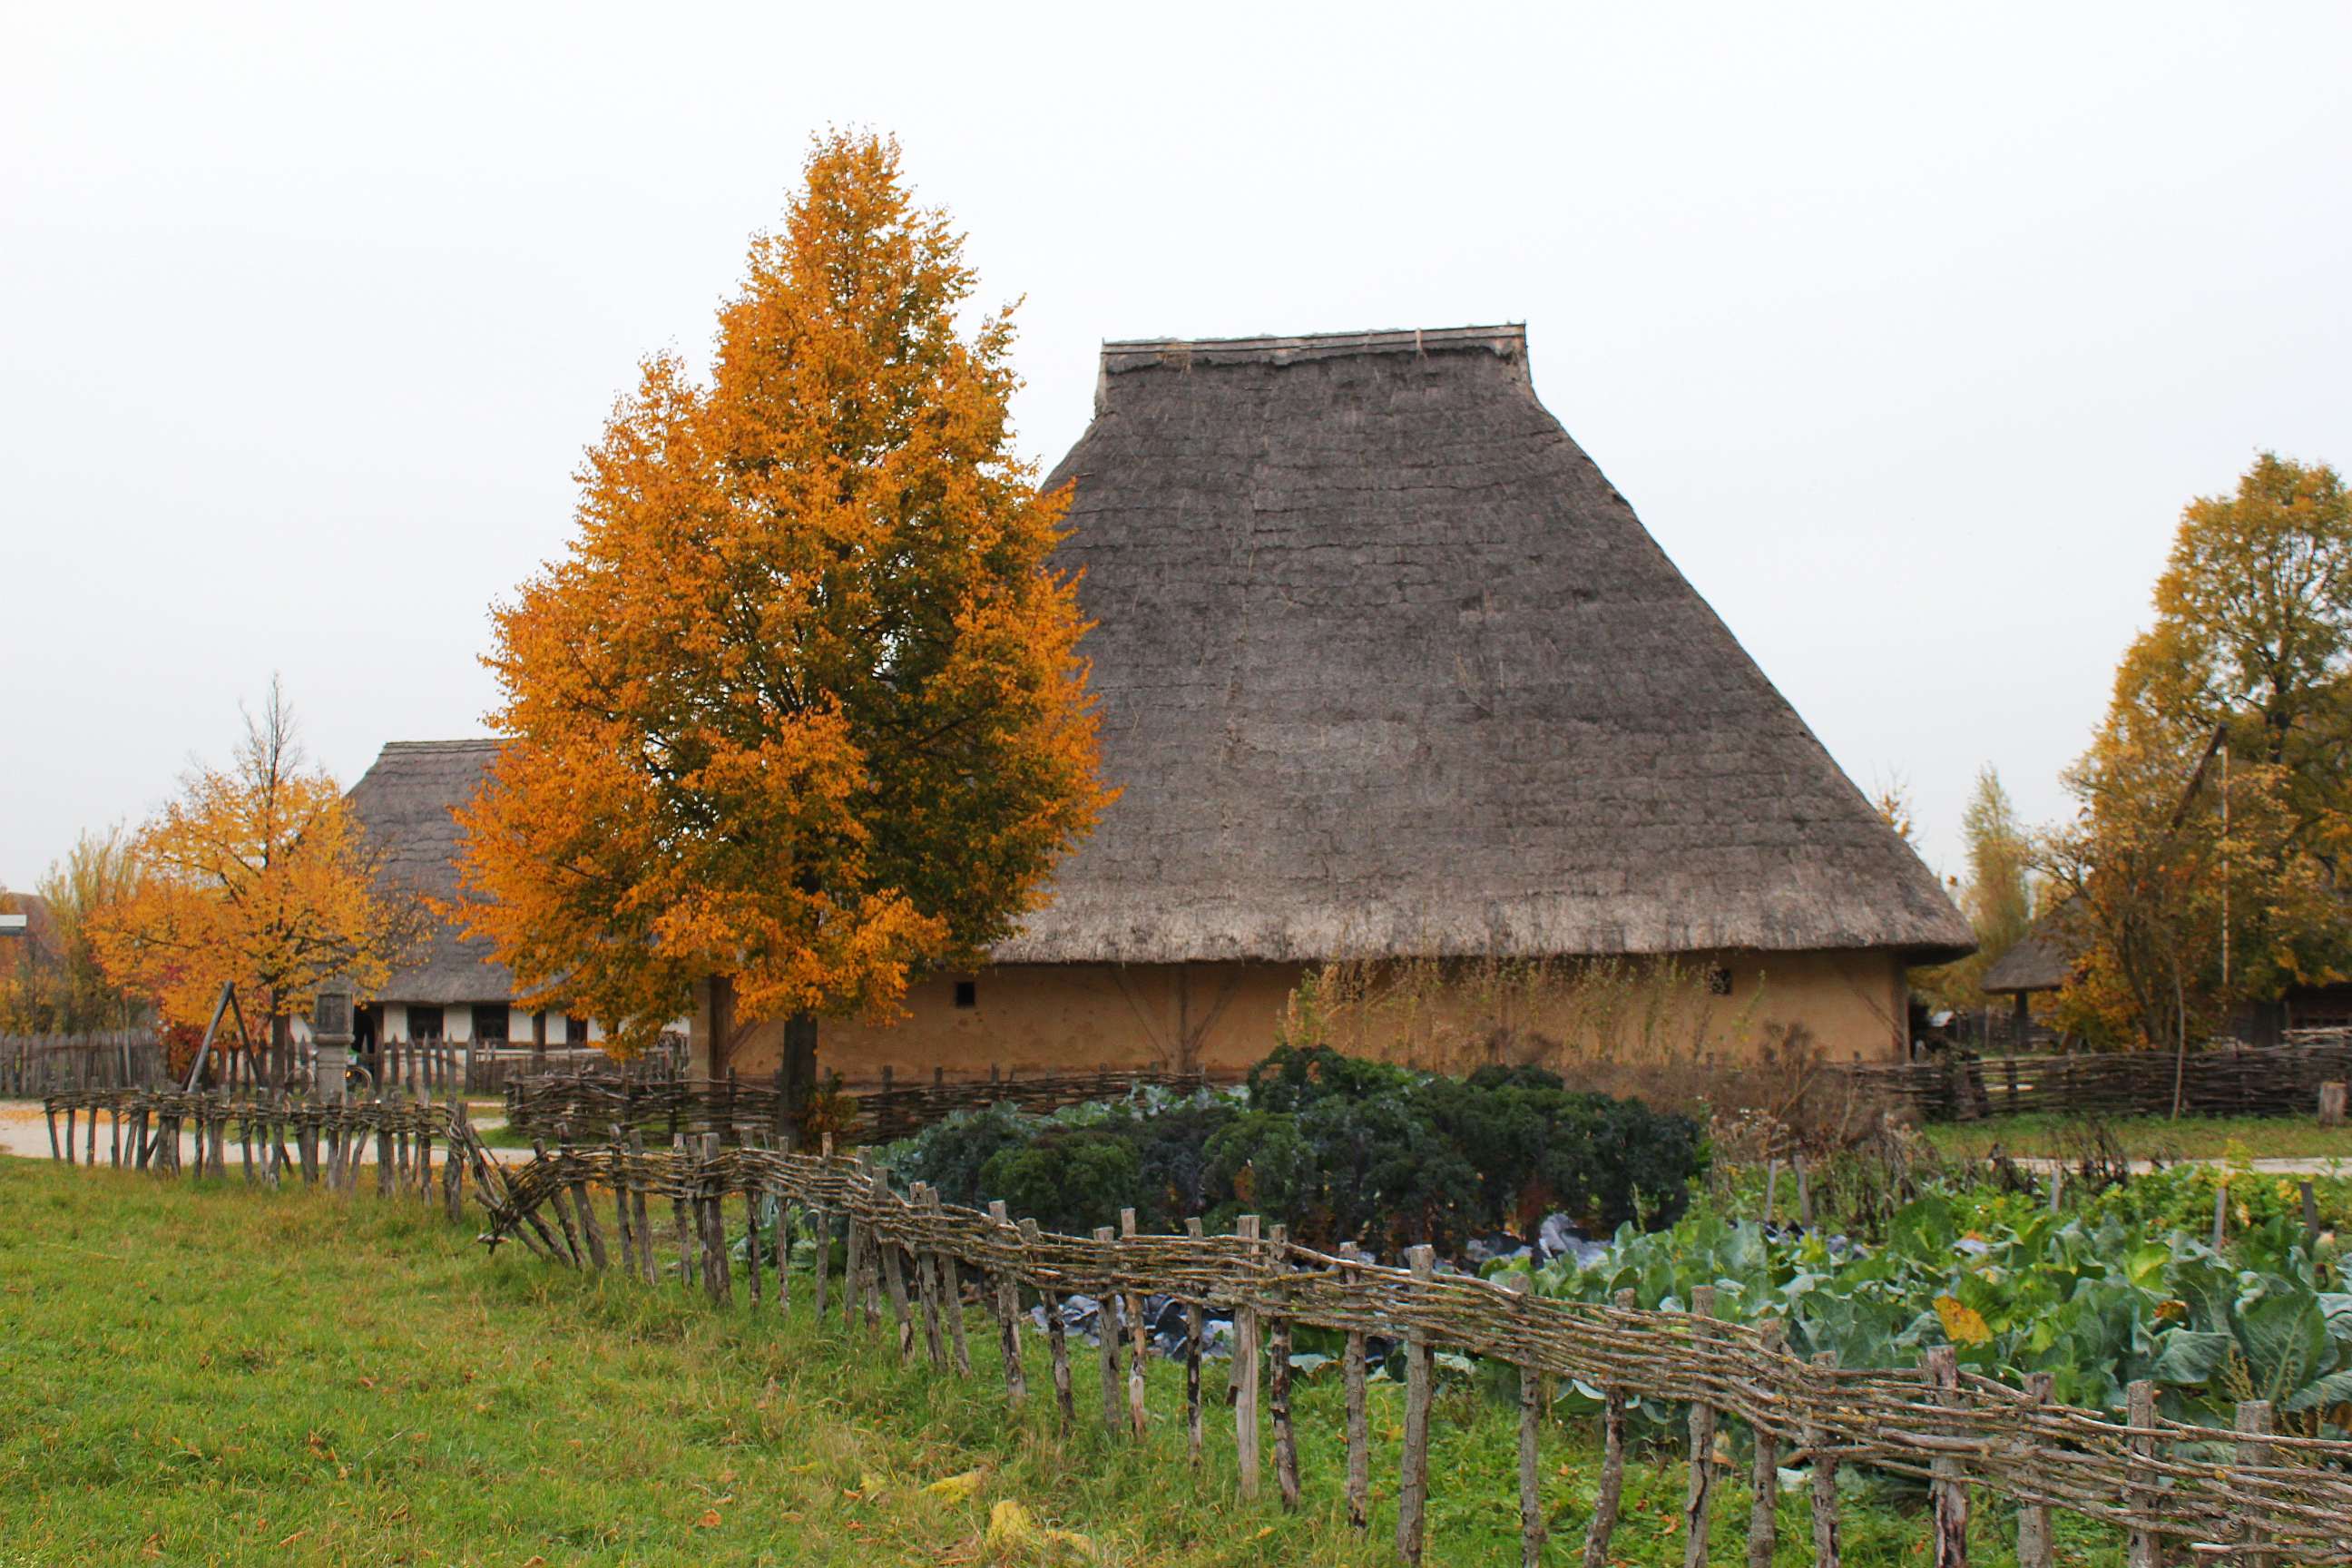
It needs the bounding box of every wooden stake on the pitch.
[989,1201,1026,1407]
[1342,1242,1371,1533]
[629,1131,655,1285]
[2015,1372,2053,1568]
[1235,1215,1263,1498]
[1583,1288,1636,1568]
[2236,1398,2274,1568]
[1503,1276,1545,1568]
[1684,1285,1719,1568]
[1267,1221,1297,1508]
[1807,1351,1841,1568]
[1397,1243,1436,1564]
[915,1187,948,1368]
[2125,1379,2160,1568]
[1184,1217,1208,1465]
[1749,1320,1785,1568]
[1122,1209,1148,1438]
[935,1190,971,1376]
[1926,1345,1966,1568]
[1094,1226,1124,1435]
[1024,1217,1073,1429]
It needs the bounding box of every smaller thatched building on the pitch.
[346,740,602,1050]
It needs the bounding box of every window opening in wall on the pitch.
[407,1004,446,1040]
[1705,966,1733,996]
[564,1014,588,1044]
[953,980,977,1009]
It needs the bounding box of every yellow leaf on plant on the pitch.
[925,1469,984,1502]
[856,1472,888,1498]
[1934,1295,1990,1347]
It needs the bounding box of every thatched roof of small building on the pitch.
[346,739,514,1004]
[996,324,1971,965]
[1981,927,2080,995]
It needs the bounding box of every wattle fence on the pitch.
[1,1032,165,1095]
[32,1081,2352,1564]
[503,1063,1230,1147]
[1824,1035,2352,1122]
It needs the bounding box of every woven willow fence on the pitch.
[1824,1038,2352,1122]
[504,1063,1230,1147]
[35,1085,2352,1563]
[485,1136,2352,1566]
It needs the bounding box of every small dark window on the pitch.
[953,980,977,1010]
[407,1004,446,1040]
[564,1014,589,1044]
[472,1004,510,1043]
[1706,967,1734,997]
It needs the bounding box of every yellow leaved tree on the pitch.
[92,680,420,1078]
[456,132,1110,1105]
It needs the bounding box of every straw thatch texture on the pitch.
[999,325,1970,966]
[346,739,512,1004]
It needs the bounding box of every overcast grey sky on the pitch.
[5,3,2347,894]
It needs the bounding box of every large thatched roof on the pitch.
[346,739,514,1004]
[996,324,1971,965]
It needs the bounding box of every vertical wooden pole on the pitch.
[611,1125,636,1280]
[2015,1372,2053,1568]
[2235,1398,2274,1568]
[2125,1379,2160,1568]
[1583,1288,1636,1568]
[915,1186,948,1368]
[629,1130,654,1285]
[989,1200,1027,1407]
[1806,1351,1841,1568]
[1342,1242,1371,1534]
[1747,1319,1783,1568]
[1502,1275,1545,1568]
[934,1190,971,1376]
[1122,1209,1148,1438]
[1094,1226,1124,1435]
[701,1133,731,1304]
[1184,1217,1208,1465]
[1926,1345,1967,1568]
[742,1184,762,1308]
[1267,1221,1298,1508]
[1235,1215,1263,1498]
[1396,1243,1436,1564]
[671,1133,697,1288]
[1024,1218,1073,1429]
[1683,1285,1719,1568]
[878,1177,915,1363]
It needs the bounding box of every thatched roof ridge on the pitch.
[346,739,513,1005]
[1982,927,2080,995]
[999,322,1971,965]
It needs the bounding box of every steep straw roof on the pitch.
[346,739,514,1004]
[996,324,1971,965]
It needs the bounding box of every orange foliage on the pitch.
[456,132,1109,1055]
[91,681,419,1034]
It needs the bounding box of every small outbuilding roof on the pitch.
[996,324,1972,965]
[346,739,514,1005]
[1981,927,2081,995]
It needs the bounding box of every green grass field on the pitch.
[0,1156,2126,1565]
[1917,1112,2352,1163]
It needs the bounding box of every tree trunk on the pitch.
[781,1011,818,1148]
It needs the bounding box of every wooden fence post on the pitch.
[912,1185,947,1367]
[1396,1243,1436,1564]
[933,1189,971,1376]
[1926,1344,1967,1568]
[1583,1288,1636,1568]
[2320,1081,2347,1127]
[1683,1285,1720,1568]
[671,1133,697,1288]
[2236,1398,2274,1568]
[879,1178,916,1363]
[2015,1372,2053,1568]
[1122,1209,1148,1438]
[1267,1221,1298,1508]
[988,1200,1027,1407]
[1502,1275,1545,1568]
[1807,1350,1841,1568]
[2125,1379,2160,1568]
[629,1130,654,1285]
[1186,1217,1209,1467]
[1748,1320,1785,1568]
[1094,1225,1123,1434]
[1024,1217,1073,1429]
[1235,1215,1263,1498]
[1341,1242,1372,1533]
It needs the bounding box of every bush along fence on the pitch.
[34,1086,2352,1564]
[504,1063,1230,1148]
[1825,1036,2352,1122]
[1,1032,165,1095]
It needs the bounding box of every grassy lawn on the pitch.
[0,1156,2127,1566]
[1919,1112,2352,1162]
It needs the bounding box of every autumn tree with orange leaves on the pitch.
[93,679,421,1079]
[456,132,1109,1105]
